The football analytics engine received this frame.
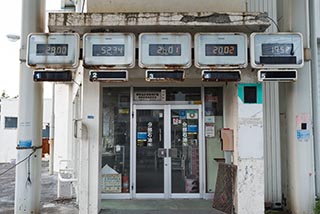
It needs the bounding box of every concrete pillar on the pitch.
[14,0,45,213]
[280,0,315,213]
[79,69,101,213]
[236,83,264,214]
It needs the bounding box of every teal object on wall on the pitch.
[238,83,263,104]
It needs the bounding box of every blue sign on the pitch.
[187,125,198,133]
[18,140,32,148]
[137,132,147,140]
[297,130,310,141]
[179,110,186,119]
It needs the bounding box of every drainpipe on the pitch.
[309,0,320,197]
[14,0,45,213]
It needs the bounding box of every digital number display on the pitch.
[149,44,181,56]
[205,44,238,56]
[92,44,125,57]
[36,44,68,56]
[262,43,293,56]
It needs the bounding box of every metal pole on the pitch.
[49,83,55,175]
[309,0,320,197]
[14,0,45,213]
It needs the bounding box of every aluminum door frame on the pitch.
[132,105,169,199]
[132,104,203,199]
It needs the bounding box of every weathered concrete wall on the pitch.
[236,83,264,214]
[87,0,246,13]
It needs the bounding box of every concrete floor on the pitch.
[0,161,227,214]
[100,199,225,214]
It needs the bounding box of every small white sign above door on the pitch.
[134,92,164,101]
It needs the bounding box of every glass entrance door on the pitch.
[133,105,202,198]
[170,106,201,196]
[135,107,165,196]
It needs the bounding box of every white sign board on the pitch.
[101,174,122,193]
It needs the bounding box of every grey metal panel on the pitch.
[248,0,282,207]
[247,0,278,32]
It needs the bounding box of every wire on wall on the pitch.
[0,146,42,177]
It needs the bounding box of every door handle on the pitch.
[157,148,167,158]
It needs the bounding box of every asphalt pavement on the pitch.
[0,160,78,214]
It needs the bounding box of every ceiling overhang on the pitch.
[48,12,271,35]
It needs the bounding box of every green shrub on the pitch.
[315,199,320,214]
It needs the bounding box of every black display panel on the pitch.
[36,44,68,56]
[205,44,238,56]
[33,70,72,82]
[89,71,127,81]
[149,44,181,56]
[92,44,125,56]
[202,71,241,82]
[262,43,294,56]
[259,70,297,79]
[146,70,184,81]
[259,56,297,64]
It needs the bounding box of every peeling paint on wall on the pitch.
[180,13,231,23]
[237,159,264,214]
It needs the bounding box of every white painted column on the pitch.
[79,69,101,213]
[310,0,320,197]
[14,0,45,213]
[236,83,264,214]
[53,84,73,172]
[281,0,315,213]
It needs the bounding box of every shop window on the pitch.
[101,87,130,194]
[204,87,224,193]
[5,117,18,129]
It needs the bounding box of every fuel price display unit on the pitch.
[83,33,135,69]
[27,33,80,69]
[250,32,304,69]
[139,33,191,82]
[250,33,304,82]
[27,33,80,82]
[195,33,248,69]
[139,33,192,69]
[83,33,135,82]
[195,33,247,82]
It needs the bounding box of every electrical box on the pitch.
[221,128,234,151]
